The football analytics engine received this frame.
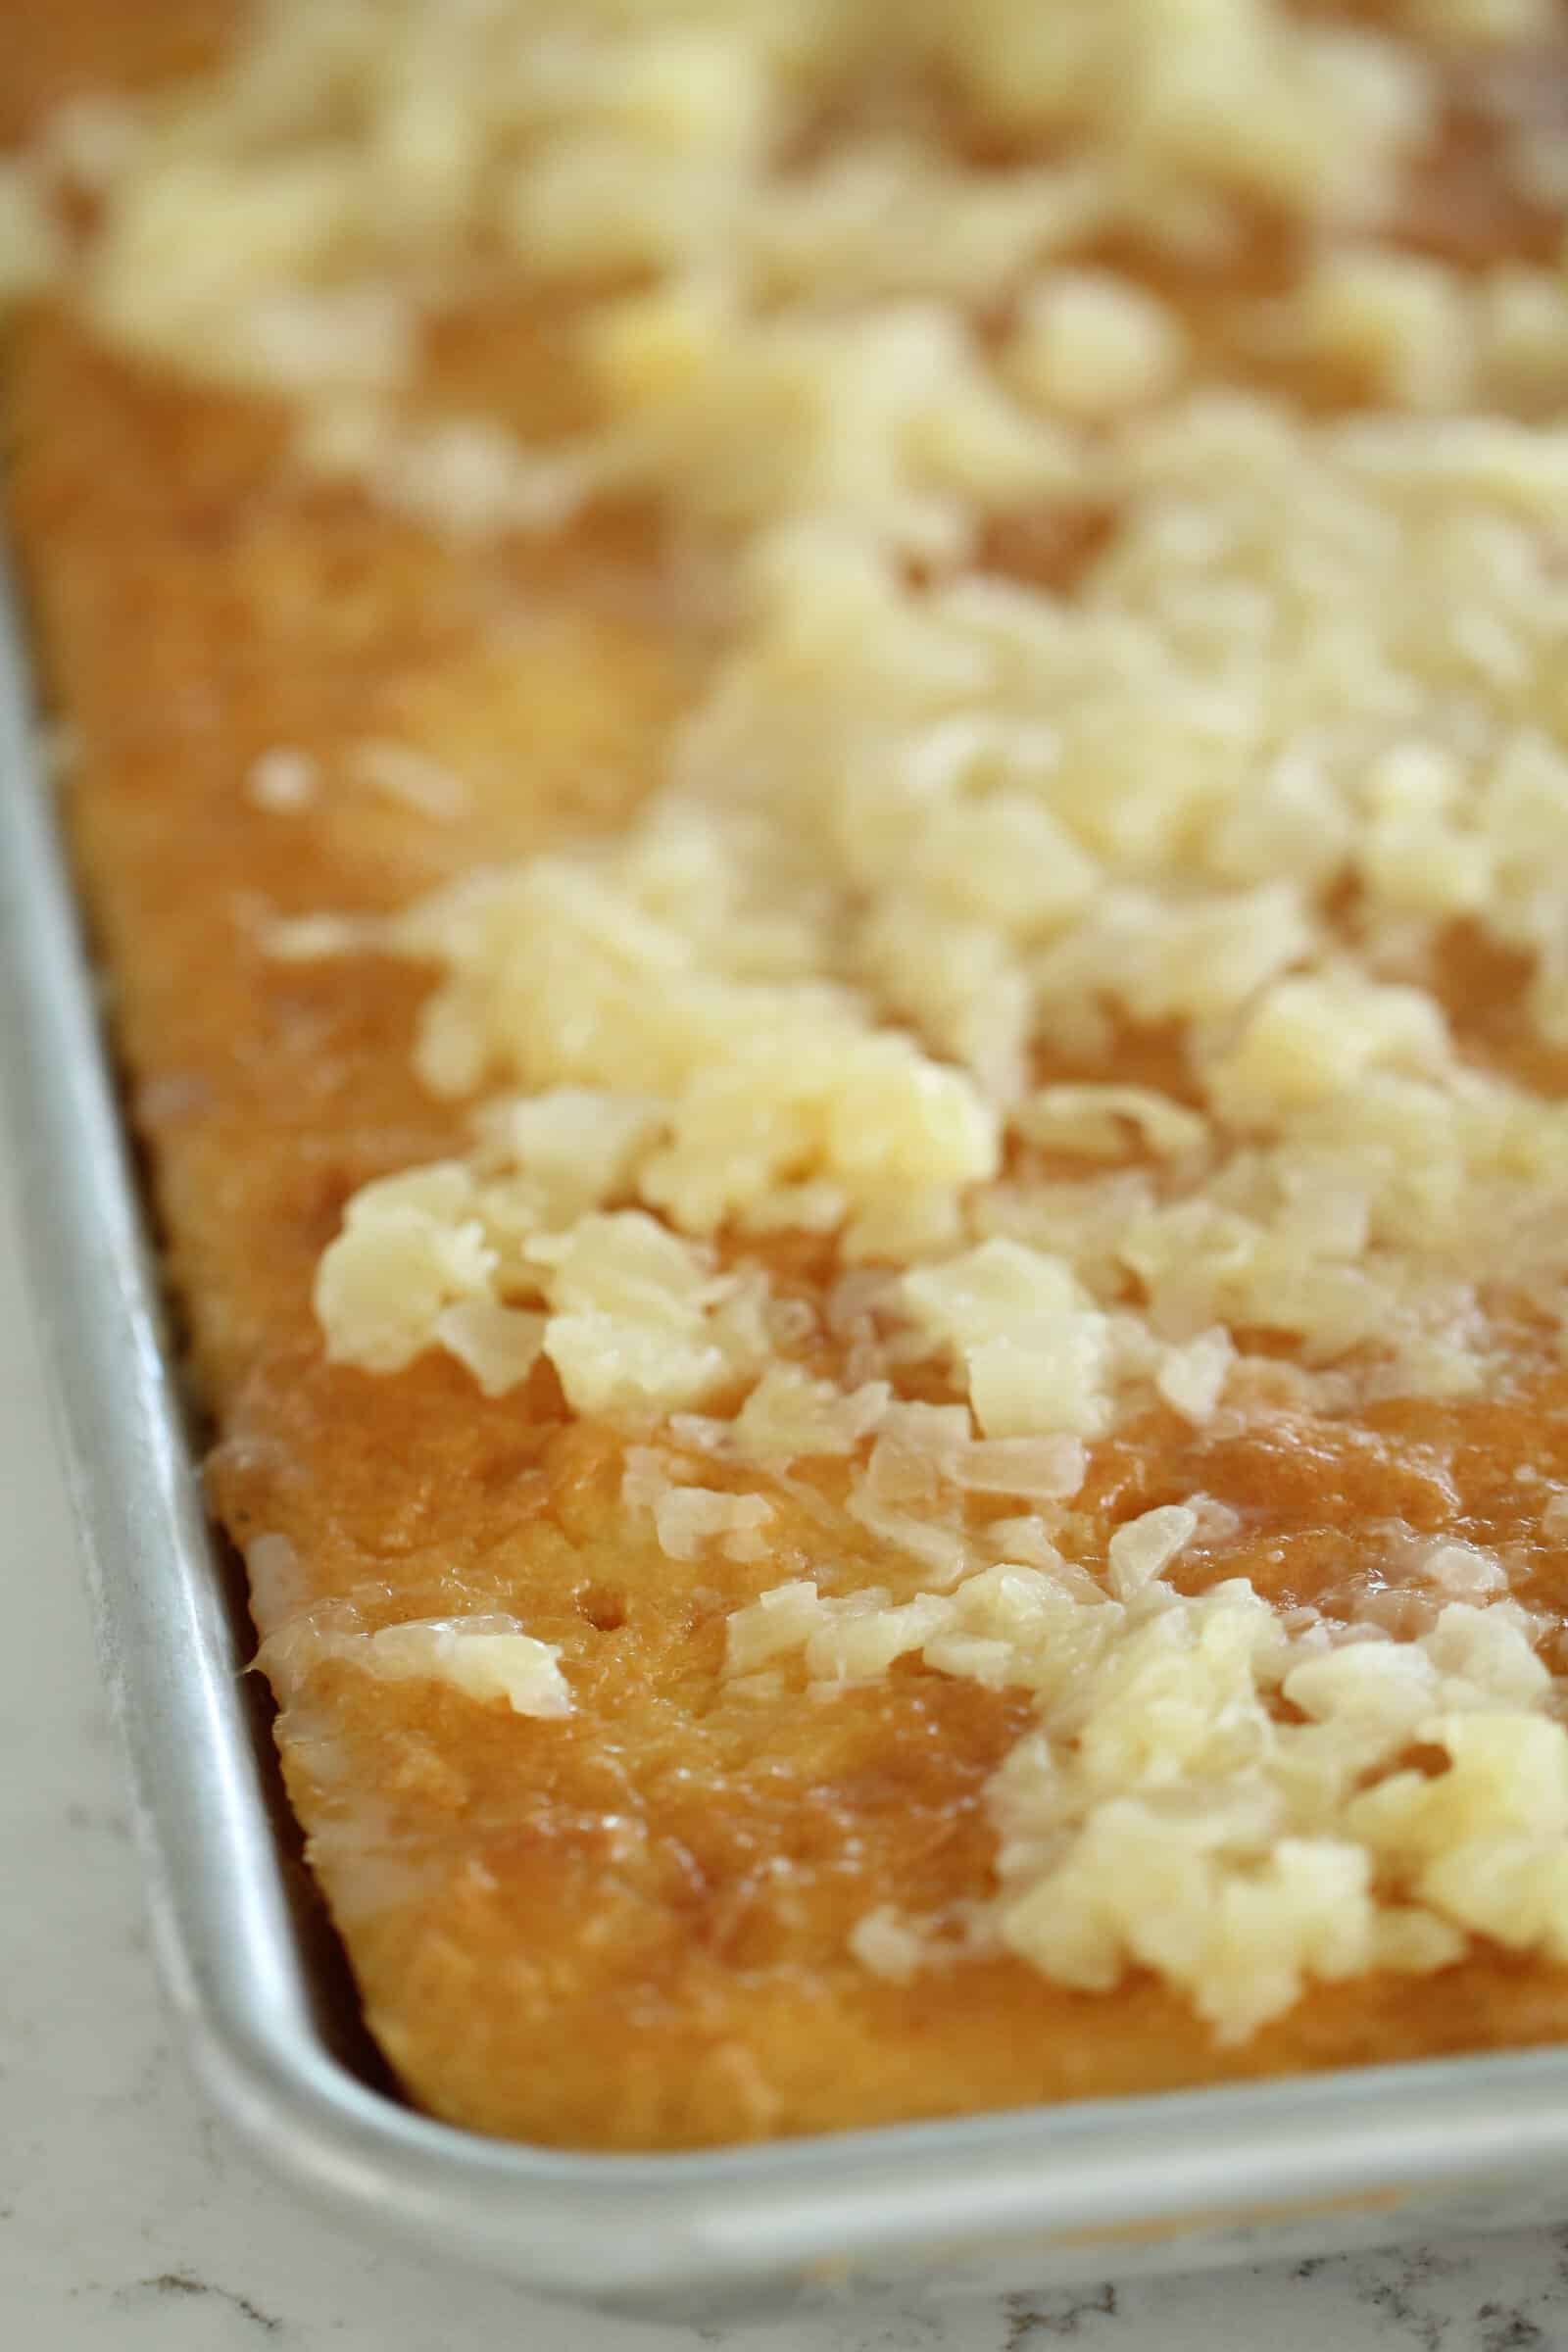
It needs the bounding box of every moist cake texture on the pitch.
[8,0,1568,2148]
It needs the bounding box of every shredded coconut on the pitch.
[260,1611,572,1718]
[246,747,319,812]
[349,737,468,820]
[653,1486,775,1564]
[904,1241,1111,1440]
[1106,1502,1200,1599]
[1007,271,1187,417]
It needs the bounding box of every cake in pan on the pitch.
[8,0,1568,2150]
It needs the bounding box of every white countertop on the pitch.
[4,1135,1567,2352]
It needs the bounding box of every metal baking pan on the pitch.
[6,542,1568,2326]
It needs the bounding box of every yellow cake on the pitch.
[9,0,1568,2151]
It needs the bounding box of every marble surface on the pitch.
[4,1139,1568,2352]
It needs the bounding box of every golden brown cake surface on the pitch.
[10,1,1568,2150]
